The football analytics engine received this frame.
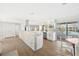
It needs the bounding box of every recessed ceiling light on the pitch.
[29,12,35,15]
[62,3,67,5]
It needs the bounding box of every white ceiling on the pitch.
[0,3,79,23]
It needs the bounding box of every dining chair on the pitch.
[67,35,79,56]
[59,36,74,56]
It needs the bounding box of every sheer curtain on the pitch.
[0,22,20,40]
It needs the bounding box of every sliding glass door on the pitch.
[67,23,78,36]
[58,21,78,37]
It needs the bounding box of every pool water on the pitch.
[63,31,79,36]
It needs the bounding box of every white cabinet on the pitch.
[47,31,53,41]
[35,32,43,50]
[19,31,43,51]
[47,31,57,41]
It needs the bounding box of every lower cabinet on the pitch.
[19,31,43,51]
[47,31,57,41]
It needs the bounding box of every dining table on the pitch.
[66,38,79,56]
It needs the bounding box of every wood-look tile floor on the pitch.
[0,36,72,56]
